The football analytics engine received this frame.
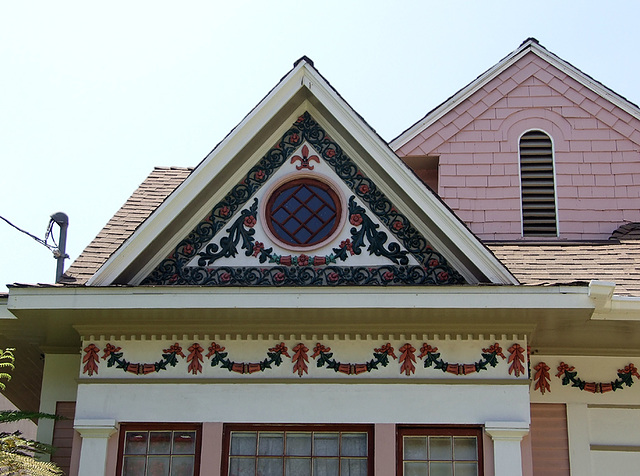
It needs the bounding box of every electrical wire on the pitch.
[0,214,58,253]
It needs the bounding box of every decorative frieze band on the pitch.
[81,340,527,379]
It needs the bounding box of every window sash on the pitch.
[116,423,202,476]
[222,424,374,476]
[397,427,483,476]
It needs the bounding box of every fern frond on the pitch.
[0,450,63,475]
[0,411,64,424]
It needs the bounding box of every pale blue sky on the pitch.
[2,1,639,291]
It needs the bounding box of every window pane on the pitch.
[147,456,170,476]
[285,457,311,476]
[231,433,257,456]
[340,458,367,475]
[404,436,428,460]
[453,437,477,461]
[313,458,339,475]
[171,456,195,476]
[314,433,339,456]
[258,433,284,456]
[123,456,146,475]
[149,432,172,455]
[286,433,311,456]
[229,457,255,476]
[429,437,452,460]
[257,457,283,475]
[125,432,148,455]
[173,432,196,455]
[404,461,428,476]
[454,462,478,476]
[341,433,367,457]
[430,461,453,476]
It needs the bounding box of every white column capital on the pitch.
[485,421,529,440]
[74,419,118,438]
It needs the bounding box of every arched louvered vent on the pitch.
[520,130,557,236]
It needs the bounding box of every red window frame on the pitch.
[222,423,374,476]
[396,426,484,476]
[115,423,202,476]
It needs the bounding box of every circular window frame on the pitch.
[260,173,347,252]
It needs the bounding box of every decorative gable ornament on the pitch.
[143,113,464,286]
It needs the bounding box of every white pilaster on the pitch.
[74,419,118,476]
[485,421,529,476]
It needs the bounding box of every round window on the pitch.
[264,177,343,249]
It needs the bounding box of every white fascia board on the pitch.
[8,285,592,312]
[88,63,312,286]
[300,69,517,285]
[390,41,640,151]
[0,299,16,319]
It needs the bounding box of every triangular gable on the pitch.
[141,112,464,286]
[391,38,640,152]
[87,58,516,286]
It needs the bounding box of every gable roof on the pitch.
[63,167,192,284]
[390,38,640,151]
[64,58,516,287]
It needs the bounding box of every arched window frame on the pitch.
[518,129,559,237]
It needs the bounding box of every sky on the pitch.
[1,1,640,292]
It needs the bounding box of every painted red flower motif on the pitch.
[619,363,640,379]
[244,215,257,228]
[428,258,439,267]
[83,344,100,376]
[297,254,309,266]
[375,343,397,359]
[349,214,363,226]
[280,256,292,266]
[252,242,264,257]
[312,343,331,359]
[164,343,186,358]
[556,362,575,378]
[206,342,225,358]
[220,206,230,217]
[269,342,290,358]
[183,244,194,256]
[290,133,300,143]
[437,271,449,282]
[255,170,265,180]
[327,272,339,283]
[296,115,304,123]
[340,239,354,255]
[274,272,285,283]
[359,184,369,194]
[102,343,121,360]
[392,221,403,231]
[220,272,231,283]
[382,271,394,281]
[325,148,336,158]
[169,274,178,283]
[418,343,438,359]
[483,343,505,359]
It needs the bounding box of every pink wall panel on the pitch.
[398,52,640,241]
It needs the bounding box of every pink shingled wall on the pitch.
[396,52,640,241]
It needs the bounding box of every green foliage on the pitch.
[0,349,15,392]
[0,349,64,475]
